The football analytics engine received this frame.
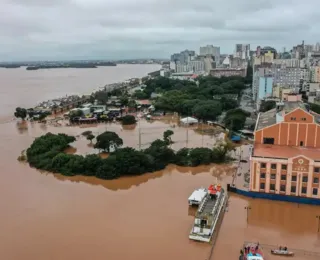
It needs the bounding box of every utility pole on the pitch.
[201,122,204,147]
[316,215,320,233]
[138,119,141,150]
[186,112,189,148]
[245,206,251,224]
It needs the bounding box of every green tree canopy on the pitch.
[82,130,92,136]
[121,115,137,125]
[94,131,123,152]
[224,108,250,131]
[69,109,84,119]
[163,130,174,145]
[87,134,95,143]
[14,107,27,120]
[192,101,222,121]
[259,100,276,112]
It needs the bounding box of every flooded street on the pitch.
[0,66,320,259]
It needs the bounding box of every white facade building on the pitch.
[187,60,205,73]
[199,45,220,64]
[273,59,301,68]
[234,44,250,60]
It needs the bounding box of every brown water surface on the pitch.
[0,64,161,121]
[0,66,320,259]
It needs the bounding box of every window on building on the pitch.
[260,173,266,179]
[291,117,296,121]
[260,183,265,190]
[314,177,319,184]
[300,141,304,146]
[291,186,296,193]
[280,185,286,192]
[260,163,266,169]
[281,164,287,170]
[270,184,275,191]
[315,167,320,173]
[313,188,318,196]
[301,187,307,194]
[302,176,308,183]
[292,176,297,182]
[271,174,276,179]
[281,175,286,181]
[263,138,274,145]
[301,118,306,121]
[271,164,277,170]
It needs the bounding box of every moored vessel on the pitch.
[188,187,207,206]
[189,184,227,242]
[240,242,264,260]
[271,248,294,257]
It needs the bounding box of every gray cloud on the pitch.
[0,0,319,61]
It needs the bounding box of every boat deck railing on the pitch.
[243,242,320,258]
[197,190,225,218]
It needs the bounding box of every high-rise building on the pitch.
[272,67,302,87]
[310,66,320,82]
[258,76,273,100]
[170,50,195,64]
[199,45,220,64]
[234,44,250,60]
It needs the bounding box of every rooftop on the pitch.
[253,144,320,161]
[256,101,310,131]
[256,108,277,130]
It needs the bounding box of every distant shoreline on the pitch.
[26,62,117,70]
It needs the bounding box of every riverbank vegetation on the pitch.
[25,130,235,180]
[132,76,248,122]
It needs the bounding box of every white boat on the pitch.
[189,184,227,242]
[271,249,294,256]
[188,188,207,206]
[240,242,264,260]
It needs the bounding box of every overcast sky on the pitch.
[0,0,318,61]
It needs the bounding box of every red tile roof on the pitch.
[136,100,151,105]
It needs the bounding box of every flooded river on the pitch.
[0,64,161,121]
[0,66,320,259]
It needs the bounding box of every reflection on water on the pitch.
[248,196,320,235]
[16,121,28,134]
[53,164,235,192]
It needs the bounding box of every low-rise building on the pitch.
[250,95,320,198]
[210,68,246,78]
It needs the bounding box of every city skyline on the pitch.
[2,0,320,61]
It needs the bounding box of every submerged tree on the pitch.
[163,130,174,146]
[86,134,95,143]
[14,107,27,120]
[121,115,137,125]
[94,131,123,152]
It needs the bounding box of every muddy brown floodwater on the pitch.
[1,67,320,259]
[1,119,320,260]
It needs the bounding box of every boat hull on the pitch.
[271,250,294,256]
[189,191,227,242]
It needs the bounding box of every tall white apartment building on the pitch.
[234,44,250,60]
[273,59,301,68]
